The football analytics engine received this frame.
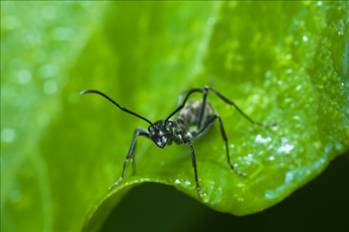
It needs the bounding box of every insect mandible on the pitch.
[81,86,271,196]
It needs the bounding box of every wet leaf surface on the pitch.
[2,2,348,232]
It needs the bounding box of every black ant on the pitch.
[81,86,271,196]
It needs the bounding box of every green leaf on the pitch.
[2,2,348,232]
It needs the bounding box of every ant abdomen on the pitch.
[177,100,215,132]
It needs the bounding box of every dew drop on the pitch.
[335,142,343,151]
[183,180,191,187]
[255,134,272,144]
[201,192,209,203]
[242,153,255,166]
[285,171,294,183]
[265,190,277,200]
[277,137,294,154]
[277,143,294,154]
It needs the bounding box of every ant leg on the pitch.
[193,115,216,138]
[198,87,209,129]
[215,115,246,176]
[131,157,137,176]
[109,128,149,190]
[187,142,202,196]
[166,88,204,121]
[206,86,275,127]
[194,115,246,176]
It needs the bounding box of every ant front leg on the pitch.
[187,142,202,197]
[110,128,149,190]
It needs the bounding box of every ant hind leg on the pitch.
[206,86,276,127]
[215,115,246,177]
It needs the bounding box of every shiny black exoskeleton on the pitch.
[149,100,214,148]
[81,86,269,196]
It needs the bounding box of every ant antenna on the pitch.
[80,90,153,125]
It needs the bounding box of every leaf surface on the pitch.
[1,2,348,232]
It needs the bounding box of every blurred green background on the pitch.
[1,1,348,232]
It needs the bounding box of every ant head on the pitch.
[148,120,172,148]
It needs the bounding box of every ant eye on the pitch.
[161,136,167,143]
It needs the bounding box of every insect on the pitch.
[81,86,271,196]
